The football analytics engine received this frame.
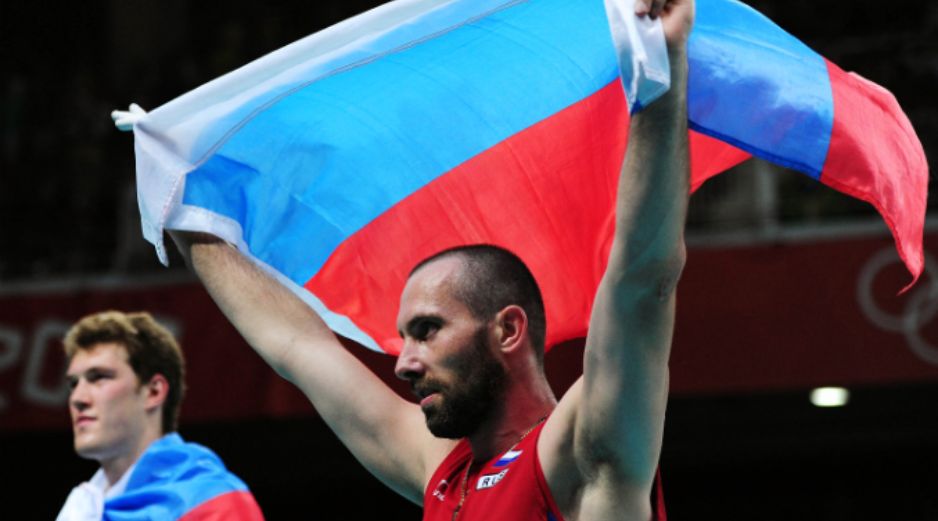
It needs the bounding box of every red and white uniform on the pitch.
[422,422,666,521]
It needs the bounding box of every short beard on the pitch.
[422,327,506,439]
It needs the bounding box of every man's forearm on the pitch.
[610,48,689,284]
[175,233,336,378]
[172,232,441,502]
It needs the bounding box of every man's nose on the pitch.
[394,339,425,381]
[69,379,90,411]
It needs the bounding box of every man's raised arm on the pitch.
[172,233,453,503]
[541,0,694,517]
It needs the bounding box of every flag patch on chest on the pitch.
[493,449,523,468]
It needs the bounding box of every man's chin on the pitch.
[426,423,464,440]
[75,446,100,460]
[423,412,452,439]
[74,438,105,461]
[424,411,473,440]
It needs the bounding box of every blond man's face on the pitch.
[65,343,150,463]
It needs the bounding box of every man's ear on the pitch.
[143,373,169,411]
[494,305,528,354]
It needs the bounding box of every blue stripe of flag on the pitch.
[185,0,530,164]
[182,0,619,284]
[689,0,833,178]
[494,449,523,467]
[105,434,248,519]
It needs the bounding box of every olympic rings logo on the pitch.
[857,247,938,366]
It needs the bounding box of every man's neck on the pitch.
[100,430,164,486]
[467,377,556,462]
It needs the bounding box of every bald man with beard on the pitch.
[173,1,694,518]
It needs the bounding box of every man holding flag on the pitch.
[103,0,932,511]
[171,0,692,519]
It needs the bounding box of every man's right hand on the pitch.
[636,0,695,52]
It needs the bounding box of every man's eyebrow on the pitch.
[64,366,115,379]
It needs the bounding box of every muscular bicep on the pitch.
[537,252,683,519]
[575,252,679,489]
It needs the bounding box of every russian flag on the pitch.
[103,434,264,520]
[124,0,927,355]
[494,449,525,467]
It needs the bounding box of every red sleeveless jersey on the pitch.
[421,422,667,521]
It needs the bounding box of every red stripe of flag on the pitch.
[307,81,749,353]
[820,60,927,288]
[178,491,265,521]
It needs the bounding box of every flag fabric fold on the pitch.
[125,0,928,354]
[57,434,264,520]
[686,0,927,285]
[108,434,263,520]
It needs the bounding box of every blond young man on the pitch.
[59,311,265,521]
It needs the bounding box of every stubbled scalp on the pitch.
[411,245,547,362]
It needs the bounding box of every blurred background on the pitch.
[1,0,936,518]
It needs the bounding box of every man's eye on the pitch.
[86,370,109,383]
[415,321,439,340]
